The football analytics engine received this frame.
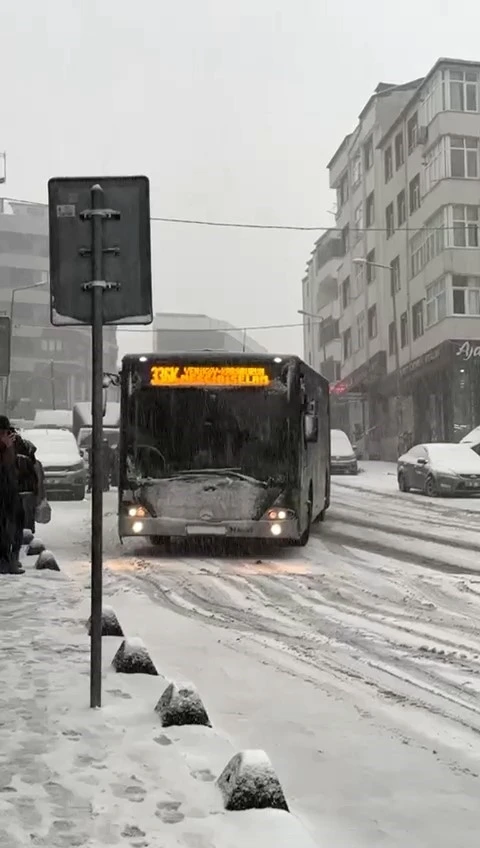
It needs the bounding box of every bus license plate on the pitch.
[186,525,227,536]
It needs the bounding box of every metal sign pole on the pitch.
[86,184,106,709]
[47,174,152,707]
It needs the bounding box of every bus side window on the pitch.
[304,399,318,443]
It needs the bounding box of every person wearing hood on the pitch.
[0,416,39,574]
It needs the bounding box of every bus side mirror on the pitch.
[304,414,318,443]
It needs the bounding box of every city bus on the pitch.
[118,352,330,547]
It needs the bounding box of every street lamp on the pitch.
[297,309,327,366]
[353,258,402,451]
[5,280,48,407]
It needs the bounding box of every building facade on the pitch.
[302,58,480,458]
[0,198,118,416]
[153,312,268,354]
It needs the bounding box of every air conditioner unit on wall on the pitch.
[417,126,428,145]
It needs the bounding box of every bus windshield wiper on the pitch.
[173,468,269,487]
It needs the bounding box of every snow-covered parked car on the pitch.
[330,429,358,475]
[397,442,480,497]
[22,427,87,501]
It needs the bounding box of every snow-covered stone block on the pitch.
[35,550,60,572]
[86,605,124,637]
[27,538,45,556]
[22,529,34,546]
[155,681,211,728]
[112,637,158,676]
[217,749,289,812]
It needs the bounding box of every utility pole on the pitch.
[354,258,403,455]
[297,310,326,373]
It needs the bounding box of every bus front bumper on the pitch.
[119,515,300,541]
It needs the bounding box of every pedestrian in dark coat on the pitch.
[0,416,25,574]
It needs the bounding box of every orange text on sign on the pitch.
[150,365,271,387]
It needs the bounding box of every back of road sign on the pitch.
[48,176,152,326]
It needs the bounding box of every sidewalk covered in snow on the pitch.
[0,563,317,848]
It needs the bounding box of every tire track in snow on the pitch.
[104,531,480,745]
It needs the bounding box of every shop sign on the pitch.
[456,341,480,362]
[342,351,386,392]
[400,344,443,378]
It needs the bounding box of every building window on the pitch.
[342,276,351,309]
[390,255,400,293]
[425,277,447,327]
[407,112,418,154]
[452,274,480,316]
[452,204,479,247]
[424,138,447,193]
[354,260,364,295]
[367,304,377,339]
[356,311,365,350]
[366,248,376,283]
[409,173,421,213]
[450,135,479,178]
[384,147,393,182]
[421,72,442,125]
[343,328,352,360]
[409,207,447,277]
[354,202,363,238]
[351,154,362,187]
[388,322,397,356]
[342,224,350,252]
[448,69,478,112]
[400,312,408,348]
[412,300,424,340]
[386,202,394,238]
[337,172,349,209]
[366,192,375,227]
[364,136,374,171]
[319,319,340,347]
[397,190,406,226]
[395,131,405,169]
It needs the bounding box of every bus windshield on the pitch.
[126,385,291,486]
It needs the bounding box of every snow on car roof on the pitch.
[424,442,480,459]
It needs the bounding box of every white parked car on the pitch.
[330,429,358,475]
[22,428,87,501]
[397,442,480,497]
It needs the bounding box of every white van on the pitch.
[33,409,72,430]
[330,429,358,474]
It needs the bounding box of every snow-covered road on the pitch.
[42,481,480,848]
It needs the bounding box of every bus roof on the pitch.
[121,352,328,385]
[123,351,302,366]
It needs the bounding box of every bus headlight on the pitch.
[132,521,144,533]
[266,508,293,521]
[128,506,148,517]
[270,523,282,536]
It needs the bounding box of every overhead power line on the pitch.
[0,196,475,233]
[116,318,318,334]
[151,215,472,234]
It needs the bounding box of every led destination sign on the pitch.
[150,365,271,387]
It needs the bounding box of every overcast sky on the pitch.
[1,0,477,356]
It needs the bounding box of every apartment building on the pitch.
[302,58,480,458]
[0,197,118,415]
